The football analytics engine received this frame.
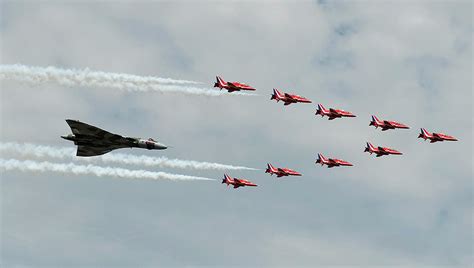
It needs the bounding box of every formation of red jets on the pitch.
[214,76,459,189]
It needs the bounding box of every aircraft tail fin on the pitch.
[214,76,226,88]
[365,142,374,152]
[370,115,380,126]
[265,163,275,173]
[271,88,284,100]
[222,173,231,184]
[316,104,326,115]
[419,128,430,138]
[316,153,326,164]
[271,89,277,100]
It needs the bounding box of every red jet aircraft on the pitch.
[418,128,458,143]
[221,174,257,189]
[270,88,312,106]
[214,76,256,92]
[369,115,410,131]
[364,142,402,157]
[265,163,302,177]
[316,153,353,168]
[315,104,356,120]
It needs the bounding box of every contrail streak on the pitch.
[0,64,199,84]
[0,158,215,181]
[0,64,255,96]
[0,142,258,171]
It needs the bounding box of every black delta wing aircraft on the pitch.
[62,119,167,157]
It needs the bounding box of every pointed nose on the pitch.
[61,134,74,141]
[155,143,167,150]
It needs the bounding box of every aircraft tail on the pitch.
[316,104,326,115]
[419,128,430,138]
[214,76,226,88]
[365,142,374,152]
[271,88,282,100]
[270,89,277,100]
[265,163,275,173]
[316,153,326,164]
[222,173,231,184]
[370,115,380,126]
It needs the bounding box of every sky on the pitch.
[0,1,472,267]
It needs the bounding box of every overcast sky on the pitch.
[1,1,472,266]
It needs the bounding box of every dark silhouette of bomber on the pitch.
[61,119,167,157]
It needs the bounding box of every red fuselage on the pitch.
[265,164,302,177]
[222,174,257,189]
[364,142,402,157]
[316,104,356,120]
[370,115,409,131]
[214,76,256,92]
[271,88,312,106]
[316,154,353,168]
[418,128,458,143]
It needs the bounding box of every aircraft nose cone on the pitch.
[155,143,167,150]
[61,135,74,141]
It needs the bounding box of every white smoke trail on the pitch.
[0,142,258,171]
[0,64,256,96]
[0,158,215,181]
[0,64,200,85]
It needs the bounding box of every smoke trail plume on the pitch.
[0,158,215,181]
[0,142,258,171]
[0,64,255,96]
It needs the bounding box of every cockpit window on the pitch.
[148,138,156,142]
